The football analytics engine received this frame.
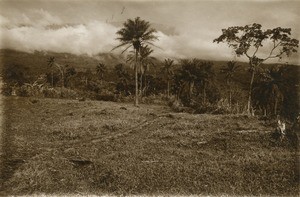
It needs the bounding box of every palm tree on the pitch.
[96,63,106,85]
[128,45,156,96]
[199,61,215,105]
[253,66,287,116]
[47,57,55,87]
[47,57,64,88]
[178,59,200,102]
[112,17,158,106]
[161,58,174,98]
[220,61,240,109]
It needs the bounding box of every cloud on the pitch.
[0,5,298,65]
[0,17,119,56]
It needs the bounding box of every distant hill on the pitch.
[0,49,127,76]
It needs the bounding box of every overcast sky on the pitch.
[0,0,299,64]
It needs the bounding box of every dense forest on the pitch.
[1,48,299,121]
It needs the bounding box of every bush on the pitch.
[15,86,30,97]
[141,94,168,105]
[194,102,230,114]
[59,87,78,99]
[42,87,60,98]
[168,98,185,112]
[1,84,13,96]
[96,93,116,102]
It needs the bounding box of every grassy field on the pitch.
[0,97,299,196]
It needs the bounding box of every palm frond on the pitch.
[111,42,131,52]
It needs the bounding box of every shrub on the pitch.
[96,93,116,102]
[59,87,78,99]
[15,86,30,97]
[1,84,13,96]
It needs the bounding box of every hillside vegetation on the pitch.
[0,97,298,195]
[1,49,299,120]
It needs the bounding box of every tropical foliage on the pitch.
[1,21,299,121]
[214,23,299,114]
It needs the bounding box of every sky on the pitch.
[0,0,299,64]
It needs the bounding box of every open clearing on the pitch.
[0,97,298,196]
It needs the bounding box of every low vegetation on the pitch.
[0,97,298,195]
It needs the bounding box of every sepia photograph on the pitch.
[0,0,299,196]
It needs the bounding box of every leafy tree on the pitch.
[220,61,240,109]
[113,17,158,106]
[2,64,29,86]
[161,58,174,98]
[96,63,106,85]
[214,23,299,114]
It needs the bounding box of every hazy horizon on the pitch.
[0,0,299,64]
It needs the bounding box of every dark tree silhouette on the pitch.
[47,57,65,88]
[96,63,106,85]
[253,66,287,116]
[199,61,215,105]
[161,58,174,98]
[114,63,131,95]
[220,61,240,109]
[176,59,200,104]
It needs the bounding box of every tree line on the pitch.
[1,17,299,120]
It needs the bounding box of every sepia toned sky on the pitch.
[0,0,299,64]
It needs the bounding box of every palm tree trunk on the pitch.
[274,99,278,115]
[61,71,64,88]
[247,69,255,115]
[140,73,143,97]
[264,108,267,116]
[51,70,54,87]
[167,80,170,98]
[135,50,139,106]
[189,81,194,101]
[203,83,206,105]
[144,72,147,96]
[229,85,232,109]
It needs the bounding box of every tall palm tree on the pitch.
[220,61,240,109]
[161,58,174,98]
[47,57,64,88]
[96,63,106,85]
[199,61,215,105]
[179,59,200,102]
[112,17,158,106]
[47,57,55,87]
